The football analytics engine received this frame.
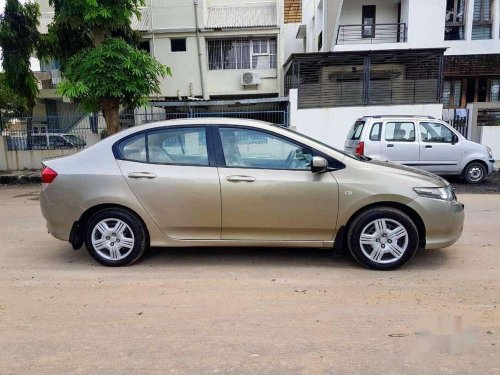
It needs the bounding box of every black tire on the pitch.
[462,162,486,184]
[347,207,419,270]
[84,208,148,267]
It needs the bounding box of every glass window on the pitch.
[445,0,466,40]
[170,38,187,52]
[347,121,365,140]
[117,134,147,162]
[369,122,382,141]
[490,79,499,102]
[208,38,277,70]
[420,122,455,143]
[148,127,208,165]
[219,128,313,170]
[385,122,416,142]
[472,0,492,40]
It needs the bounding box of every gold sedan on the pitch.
[40,118,464,270]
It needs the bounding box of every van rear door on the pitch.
[344,120,365,155]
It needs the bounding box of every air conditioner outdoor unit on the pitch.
[241,72,261,86]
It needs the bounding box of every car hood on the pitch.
[363,159,449,187]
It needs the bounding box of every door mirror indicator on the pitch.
[311,156,328,173]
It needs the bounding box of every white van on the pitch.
[344,116,495,183]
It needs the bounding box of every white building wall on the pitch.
[283,23,306,61]
[289,89,444,149]
[331,0,500,56]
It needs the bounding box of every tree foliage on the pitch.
[44,0,170,134]
[0,0,40,110]
[0,73,27,116]
[58,38,169,112]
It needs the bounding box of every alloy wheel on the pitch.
[359,218,409,264]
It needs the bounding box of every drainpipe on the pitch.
[193,0,208,99]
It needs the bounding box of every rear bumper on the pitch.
[40,190,83,242]
[408,197,465,250]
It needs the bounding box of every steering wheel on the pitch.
[285,150,296,168]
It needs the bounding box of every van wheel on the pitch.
[84,208,148,267]
[347,207,419,270]
[463,162,486,184]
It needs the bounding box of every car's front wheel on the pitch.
[84,208,148,266]
[347,207,419,270]
[462,162,486,184]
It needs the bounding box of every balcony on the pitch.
[335,23,407,45]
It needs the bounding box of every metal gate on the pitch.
[152,98,290,127]
[444,109,468,137]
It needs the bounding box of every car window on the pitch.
[219,127,313,170]
[369,122,382,141]
[420,122,455,143]
[347,121,365,140]
[147,127,208,166]
[385,122,416,142]
[117,134,147,162]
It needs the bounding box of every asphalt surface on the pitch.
[0,185,499,374]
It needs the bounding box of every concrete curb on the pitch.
[0,173,41,185]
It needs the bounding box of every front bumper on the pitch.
[408,197,465,250]
[488,159,496,173]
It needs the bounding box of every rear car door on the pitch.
[418,121,461,174]
[115,126,221,240]
[216,126,339,241]
[380,121,420,165]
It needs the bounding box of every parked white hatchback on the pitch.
[344,116,495,183]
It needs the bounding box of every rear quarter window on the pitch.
[116,133,147,162]
[347,121,365,140]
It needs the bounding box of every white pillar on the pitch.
[465,0,474,40]
[493,0,500,40]
[0,136,8,171]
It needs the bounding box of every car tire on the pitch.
[462,162,486,184]
[347,207,419,270]
[84,208,148,267]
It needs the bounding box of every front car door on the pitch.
[418,121,461,174]
[215,126,339,241]
[115,126,221,240]
[380,121,420,165]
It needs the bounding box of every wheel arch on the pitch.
[335,201,426,252]
[70,203,151,250]
[462,159,488,174]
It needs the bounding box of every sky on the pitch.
[0,0,41,72]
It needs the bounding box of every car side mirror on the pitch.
[451,134,459,144]
[311,156,328,173]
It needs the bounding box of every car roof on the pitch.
[359,115,437,120]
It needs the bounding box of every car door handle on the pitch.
[226,175,256,183]
[128,172,157,180]
[387,144,395,148]
[425,145,433,149]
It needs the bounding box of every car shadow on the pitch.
[52,244,448,270]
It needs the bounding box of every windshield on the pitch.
[277,126,364,161]
[347,121,365,140]
[63,134,86,146]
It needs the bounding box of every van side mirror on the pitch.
[311,156,328,173]
[451,134,459,144]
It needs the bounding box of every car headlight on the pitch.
[413,186,456,201]
[486,146,493,158]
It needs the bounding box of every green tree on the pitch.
[46,0,170,135]
[0,0,40,147]
[0,73,27,117]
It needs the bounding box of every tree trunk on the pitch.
[26,98,35,151]
[102,98,121,135]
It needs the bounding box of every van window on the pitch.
[369,122,382,141]
[385,122,415,142]
[347,121,365,140]
[420,122,455,143]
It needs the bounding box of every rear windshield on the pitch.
[347,121,365,140]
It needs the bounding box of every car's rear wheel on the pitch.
[347,207,419,270]
[84,208,147,266]
[463,162,486,184]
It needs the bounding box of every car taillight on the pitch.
[355,141,365,157]
[41,166,58,184]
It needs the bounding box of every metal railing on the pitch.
[336,23,407,45]
[478,109,500,127]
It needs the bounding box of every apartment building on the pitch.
[287,0,500,149]
[33,0,300,133]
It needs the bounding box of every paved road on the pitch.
[0,185,499,374]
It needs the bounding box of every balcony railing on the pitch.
[336,23,407,45]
